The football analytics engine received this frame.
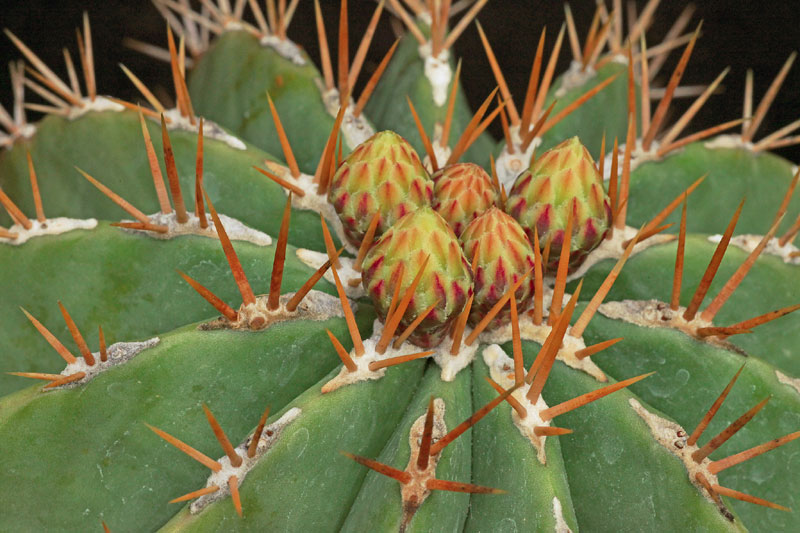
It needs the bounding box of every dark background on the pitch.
[2,1,799,161]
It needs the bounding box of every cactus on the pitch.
[1,2,800,532]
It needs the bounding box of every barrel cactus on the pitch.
[2,2,800,532]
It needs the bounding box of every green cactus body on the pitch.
[186,30,338,174]
[1,3,800,532]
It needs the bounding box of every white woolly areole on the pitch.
[776,370,800,396]
[121,211,272,246]
[66,96,125,120]
[205,290,348,331]
[398,398,447,527]
[261,162,358,255]
[568,225,675,281]
[295,248,363,299]
[321,319,434,393]
[552,496,573,533]
[162,108,247,150]
[555,61,597,98]
[49,337,160,390]
[704,134,753,151]
[190,407,302,513]
[597,299,744,354]
[496,125,540,190]
[419,43,452,107]
[424,124,452,173]
[481,314,607,383]
[628,398,731,518]
[602,138,660,181]
[482,344,551,464]
[259,35,306,65]
[0,217,97,245]
[432,326,480,382]
[709,233,800,266]
[320,87,375,149]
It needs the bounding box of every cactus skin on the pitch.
[328,131,434,248]
[362,207,472,348]
[507,136,612,273]
[459,207,535,328]
[2,3,800,533]
[432,163,498,237]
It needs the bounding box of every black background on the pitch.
[1,1,799,161]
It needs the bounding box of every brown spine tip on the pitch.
[642,22,702,151]
[341,451,412,484]
[313,0,334,91]
[429,383,520,456]
[57,301,94,366]
[485,376,527,419]
[540,371,654,421]
[267,93,300,179]
[229,475,243,516]
[146,423,223,472]
[687,363,746,447]
[195,118,208,228]
[540,74,619,137]
[137,109,171,214]
[549,202,574,325]
[519,27,546,135]
[286,247,343,312]
[76,167,152,224]
[169,485,219,504]
[700,216,783,323]
[475,21,519,126]
[426,478,505,494]
[354,211,381,272]
[683,198,745,322]
[98,325,108,363]
[348,0,384,92]
[43,371,86,389]
[692,396,771,463]
[534,426,573,437]
[0,187,33,230]
[449,294,474,356]
[465,268,533,346]
[526,281,583,400]
[177,269,238,322]
[160,114,189,223]
[376,257,430,354]
[25,151,45,222]
[574,337,624,360]
[326,329,358,372]
[20,307,77,365]
[447,87,500,166]
[204,191,257,306]
[441,59,463,149]
[368,350,434,372]
[417,396,435,470]
[571,226,640,338]
[253,165,306,197]
[407,96,438,171]
[354,39,399,117]
[202,404,242,467]
[709,431,800,475]
[248,405,272,459]
[267,195,293,311]
[711,484,791,512]
[392,299,439,350]
[510,288,524,386]
[337,0,350,105]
